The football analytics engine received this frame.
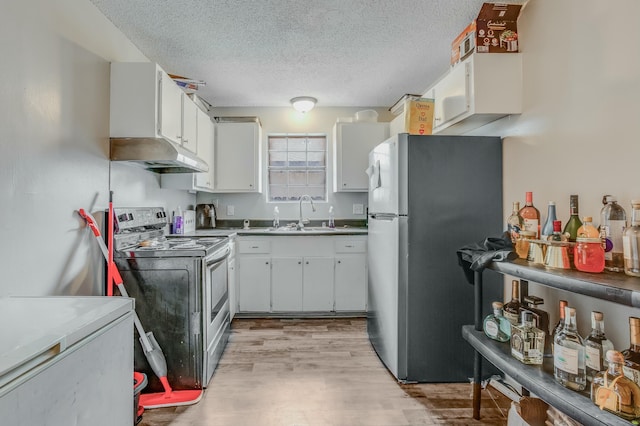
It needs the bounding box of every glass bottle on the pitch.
[574,237,605,273]
[585,311,615,383]
[507,201,524,244]
[523,295,551,356]
[541,201,558,240]
[577,216,600,238]
[503,280,521,326]
[591,350,640,420]
[623,200,640,277]
[623,317,640,387]
[519,192,541,239]
[554,306,586,391]
[552,300,569,340]
[550,220,565,242]
[600,195,627,272]
[511,310,545,365]
[328,205,335,229]
[563,195,583,242]
[273,206,280,228]
[483,301,511,343]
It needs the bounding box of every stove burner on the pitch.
[170,242,206,250]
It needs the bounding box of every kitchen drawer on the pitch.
[334,240,366,253]
[238,240,271,254]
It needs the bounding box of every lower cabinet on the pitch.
[237,236,366,314]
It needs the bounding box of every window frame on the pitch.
[266,133,328,203]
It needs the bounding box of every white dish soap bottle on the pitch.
[273,206,280,229]
[328,206,335,229]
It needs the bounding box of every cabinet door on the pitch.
[238,256,270,312]
[302,257,334,311]
[432,62,469,130]
[271,257,303,311]
[215,122,260,192]
[195,109,214,190]
[334,122,389,192]
[158,71,183,144]
[228,258,237,319]
[335,255,367,311]
[181,94,198,153]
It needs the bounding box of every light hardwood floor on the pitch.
[139,318,510,425]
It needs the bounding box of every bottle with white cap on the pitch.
[328,206,335,229]
[273,206,280,229]
[600,195,627,272]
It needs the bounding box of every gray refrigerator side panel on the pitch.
[405,135,503,382]
[397,215,409,380]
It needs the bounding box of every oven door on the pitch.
[203,244,231,385]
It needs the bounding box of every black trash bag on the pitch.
[456,232,517,284]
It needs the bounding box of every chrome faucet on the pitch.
[298,195,316,229]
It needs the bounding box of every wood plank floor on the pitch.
[139,318,511,425]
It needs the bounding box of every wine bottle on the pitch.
[503,280,521,326]
[584,311,615,383]
[541,201,558,240]
[600,195,627,272]
[623,200,640,277]
[506,201,524,244]
[519,192,541,239]
[563,195,583,242]
[554,306,586,391]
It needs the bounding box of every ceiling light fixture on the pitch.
[290,96,317,113]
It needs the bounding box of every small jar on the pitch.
[516,230,536,259]
[574,237,605,273]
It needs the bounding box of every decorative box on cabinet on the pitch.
[463,259,638,426]
[428,53,522,135]
[333,122,389,192]
[214,118,262,193]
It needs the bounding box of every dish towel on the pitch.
[456,232,517,284]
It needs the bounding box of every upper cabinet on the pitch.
[180,93,198,153]
[214,119,262,193]
[333,122,389,192]
[426,53,522,135]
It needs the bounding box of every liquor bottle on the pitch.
[577,216,600,238]
[511,310,545,365]
[622,317,640,387]
[554,306,586,391]
[550,220,565,242]
[523,295,551,356]
[600,195,627,272]
[519,192,541,239]
[623,200,640,277]
[584,311,615,383]
[552,300,569,340]
[541,201,558,240]
[483,301,511,343]
[503,280,521,325]
[591,350,640,420]
[563,195,583,242]
[507,201,524,244]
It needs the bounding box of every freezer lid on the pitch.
[368,134,400,215]
[0,297,133,389]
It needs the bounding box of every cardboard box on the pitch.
[451,2,523,65]
[404,98,434,135]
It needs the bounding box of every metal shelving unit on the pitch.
[463,259,640,424]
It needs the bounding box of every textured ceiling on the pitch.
[90,0,524,108]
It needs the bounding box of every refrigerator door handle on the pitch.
[370,213,396,221]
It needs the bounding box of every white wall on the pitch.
[196,107,394,223]
[0,0,194,296]
[467,0,640,346]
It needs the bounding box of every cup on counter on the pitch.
[515,231,536,259]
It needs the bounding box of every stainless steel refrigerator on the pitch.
[367,133,503,382]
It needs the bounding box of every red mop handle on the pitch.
[107,192,114,296]
[78,209,101,237]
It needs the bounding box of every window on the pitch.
[268,134,327,202]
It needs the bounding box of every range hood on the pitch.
[110,137,209,174]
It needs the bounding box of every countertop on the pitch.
[190,226,368,237]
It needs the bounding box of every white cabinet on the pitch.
[237,239,271,312]
[181,93,198,153]
[110,62,185,145]
[214,120,262,192]
[271,257,303,311]
[227,238,237,319]
[302,257,334,311]
[160,108,215,191]
[428,53,522,135]
[333,122,389,192]
[334,240,367,311]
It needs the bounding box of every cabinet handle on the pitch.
[298,261,302,264]
[337,260,341,264]
[345,245,353,248]
[343,183,347,186]
[251,246,259,249]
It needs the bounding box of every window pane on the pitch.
[269,170,287,185]
[269,152,287,167]
[307,138,325,151]
[269,137,287,151]
[288,151,306,167]
[269,185,288,201]
[289,170,307,186]
[288,138,306,151]
[308,152,325,167]
[308,170,325,185]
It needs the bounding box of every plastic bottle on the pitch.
[600,195,627,272]
[273,206,280,229]
[328,206,335,228]
[173,206,183,234]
